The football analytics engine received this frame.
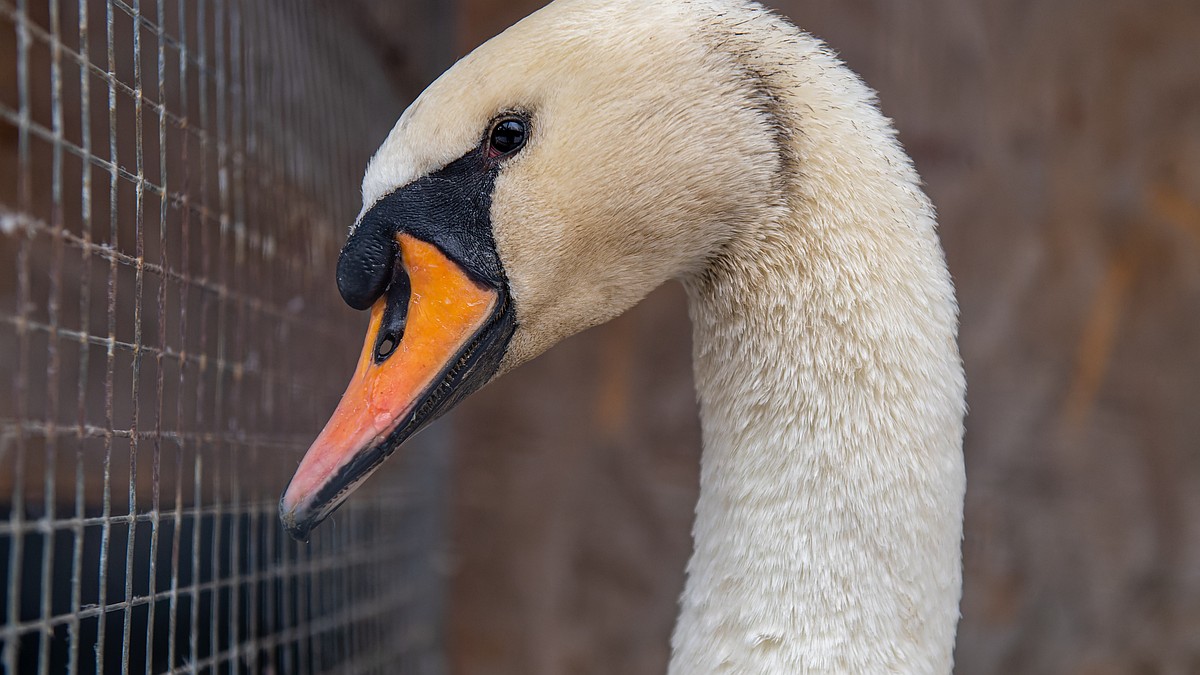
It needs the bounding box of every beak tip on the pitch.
[279,496,314,543]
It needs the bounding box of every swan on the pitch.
[279,0,967,671]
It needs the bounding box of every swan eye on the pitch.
[488,118,527,157]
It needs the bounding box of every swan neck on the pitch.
[669,35,966,674]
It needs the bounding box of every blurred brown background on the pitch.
[350,0,1200,673]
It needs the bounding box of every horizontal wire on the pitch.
[0,533,416,639]
[165,581,417,674]
[0,101,232,215]
[0,207,349,341]
[0,419,315,450]
[0,0,227,89]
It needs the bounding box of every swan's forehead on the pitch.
[360,1,598,216]
[358,0,693,219]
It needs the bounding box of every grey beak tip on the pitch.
[279,497,313,543]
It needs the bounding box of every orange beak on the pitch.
[280,233,513,540]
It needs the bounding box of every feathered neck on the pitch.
[670,15,966,674]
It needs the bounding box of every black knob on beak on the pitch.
[337,222,397,311]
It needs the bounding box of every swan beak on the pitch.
[280,232,513,541]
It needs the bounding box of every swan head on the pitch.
[280,0,785,539]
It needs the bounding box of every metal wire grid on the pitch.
[0,0,447,673]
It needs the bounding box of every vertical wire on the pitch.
[228,2,261,667]
[68,0,94,671]
[212,3,242,670]
[94,1,120,670]
[236,6,281,671]
[292,9,313,672]
[166,0,189,662]
[198,0,231,662]
[119,0,147,669]
[364,506,379,667]
[4,0,33,670]
[269,0,298,636]
[37,0,67,671]
[278,444,295,675]
[320,11,359,663]
[275,6,311,674]
[252,0,280,640]
[144,0,170,669]
[189,0,210,668]
[339,495,355,671]
[314,9,332,663]
[188,446,202,675]
[264,503,280,671]
[165,0,189,668]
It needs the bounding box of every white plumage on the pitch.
[362,0,967,671]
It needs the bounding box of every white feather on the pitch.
[363,1,966,672]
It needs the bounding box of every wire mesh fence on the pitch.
[0,0,449,672]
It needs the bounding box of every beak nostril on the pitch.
[373,251,411,363]
[376,333,398,360]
